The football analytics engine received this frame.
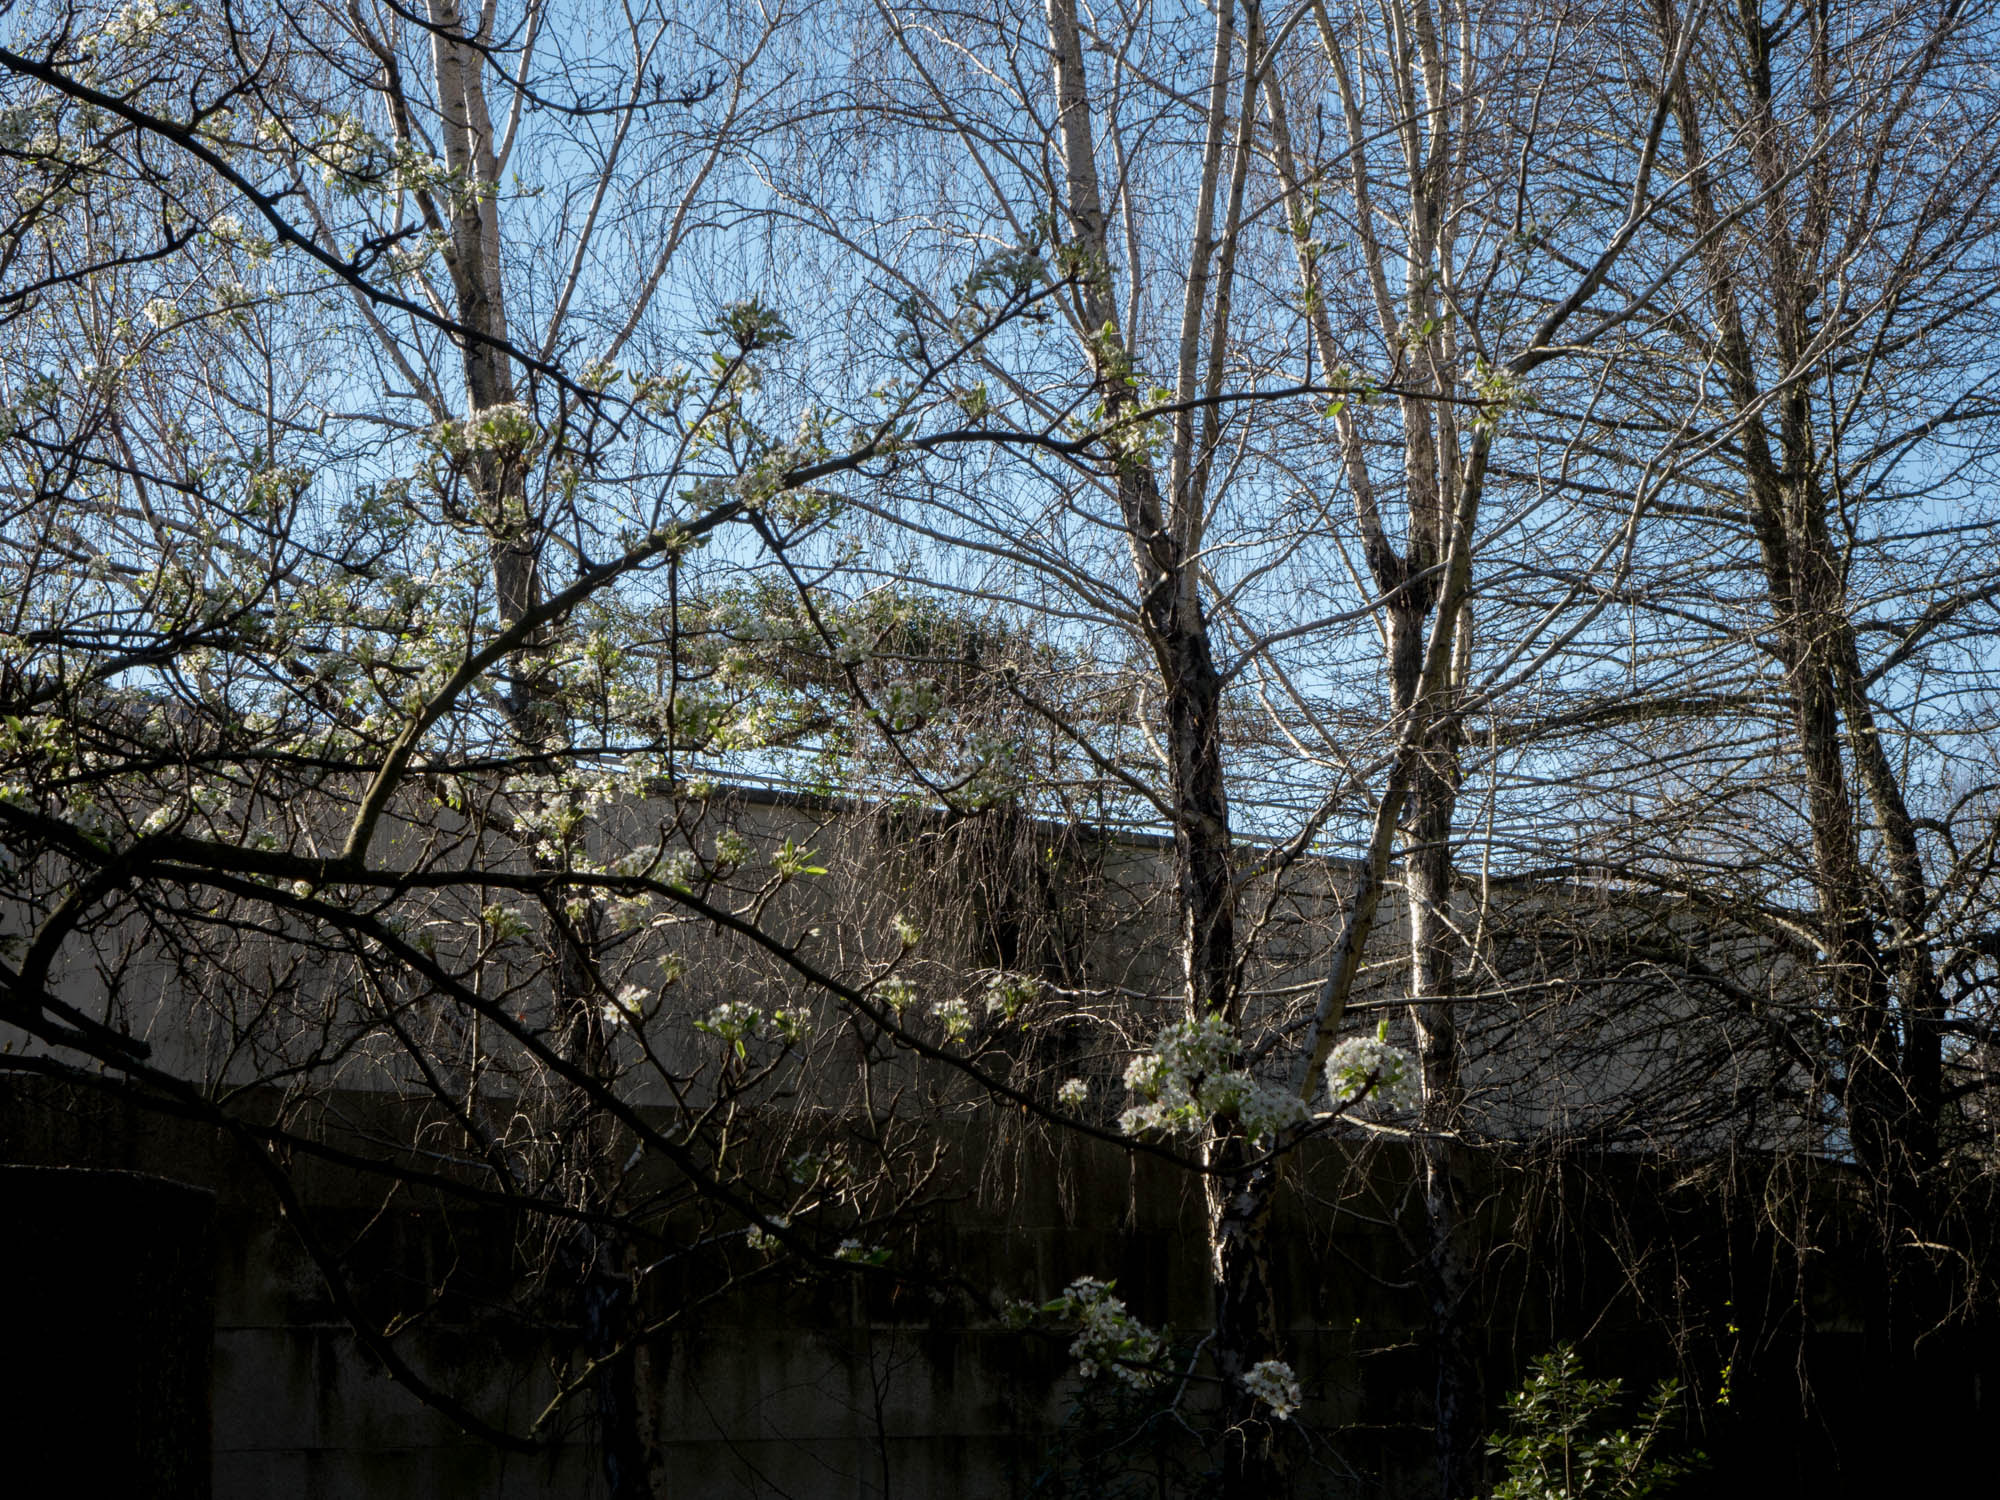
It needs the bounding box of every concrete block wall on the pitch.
[1,1079,1458,1499]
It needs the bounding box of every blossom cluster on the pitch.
[683,999,810,1050]
[431,402,543,464]
[1243,1358,1303,1420]
[595,956,686,1026]
[97,0,169,51]
[207,213,273,262]
[875,976,916,1015]
[1046,1277,1164,1388]
[601,841,700,890]
[137,781,230,836]
[1324,1022,1420,1113]
[1119,1016,1309,1142]
[932,996,973,1042]
[480,903,533,941]
[697,999,760,1044]
[982,972,1037,1021]
[601,985,649,1027]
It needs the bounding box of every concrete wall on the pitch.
[7,1074,1990,1500]
[0,786,1839,1498]
[0,1077,1446,1499]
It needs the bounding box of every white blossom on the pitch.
[433,402,541,461]
[1239,1083,1311,1139]
[1325,1022,1420,1113]
[139,800,183,835]
[207,213,272,261]
[0,107,40,151]
[1243,1358,1302,1420]
[983,972,1036,1020]
[607,841,664,878]
[316,114,379,189]
[480,903,532,940]
[697,1000,759,1046]
[387,142,452,195]
[1048,1277,1164,1388]
[601,985,648,1027]
[97,1,164,49]
[932,996,973,1042]
[768,1007,812,1045]
[1119,1015,1307,1142]
[1056,1078,1090,1109]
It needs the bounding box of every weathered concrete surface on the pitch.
[0,788,1967,1497]
[0,1076,1427,1498]
[6,1079,2000,1498]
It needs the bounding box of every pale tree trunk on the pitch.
[426,0,542,726]
[1396,602,1481,1500]
[424,6,664,1492]
[1272,3,1484,1485]
[1051,0,1675,1486]
[1044,1,1282,1483]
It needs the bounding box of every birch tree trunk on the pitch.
[1271,3,1487,1481]
[1045,0,1282,1480]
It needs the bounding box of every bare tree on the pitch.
[1608,0,2000,1323]
[754,0,1747,1488]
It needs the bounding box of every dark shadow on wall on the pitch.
[0,1165,214,1500]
